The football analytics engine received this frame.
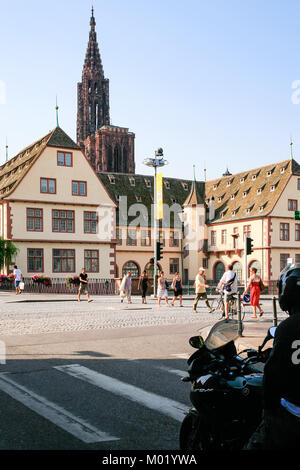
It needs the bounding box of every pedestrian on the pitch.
[171,272,183,307]
[157,271,170,307]
[77,267,92,302]
[217,264,238,319]
[242,267,264,318]
[138,270,148,304]
[120,271,132,304]
[245,264,300,449]
[13,265,23,295]
[193,267,213,313]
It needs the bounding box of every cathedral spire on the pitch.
[83,7,104,75]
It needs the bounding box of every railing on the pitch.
[0,277,115,295]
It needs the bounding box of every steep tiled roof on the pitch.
[97,172,205,228]
[205,159,299,223]
[183,179,203,206]
[0,127,79,199]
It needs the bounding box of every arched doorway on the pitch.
[249,260,261,278]
[122,261,140,278]
[144,261,162,279]
[214,261,225,284]
[232,261,242,283]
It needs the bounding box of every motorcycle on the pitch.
[179,319,276,450]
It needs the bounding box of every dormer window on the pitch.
[164,181,170,189]
[252,174,257,181]
[170,196,177,204]
[115,194,120,202]
[257,188,262,195]
[231,210,236,217]
[213,184,217,190]
[129,177,135,187]
[231,194,235,200]
[270,185,275,192]
[182,182,189,191]
[144,178,151,188]
[135,194,142,202]
[227,179,233,187]
[240,177,245,184]
[108,175,115,184]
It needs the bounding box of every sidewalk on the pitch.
[235,318,278,351]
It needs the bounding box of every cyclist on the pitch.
[246,263,300,449]
[216,264,238,320]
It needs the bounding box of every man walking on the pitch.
[13,265,23,295]
[78,267,92,302]
[120,271,132,304]
[193,267,213,313]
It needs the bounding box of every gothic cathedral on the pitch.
[77,9,135,174]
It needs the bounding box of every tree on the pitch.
[0,238,19,272]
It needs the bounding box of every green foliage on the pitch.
[0,238,19,272]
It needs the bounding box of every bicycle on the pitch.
[210,289,248,320]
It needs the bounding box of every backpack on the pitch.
[224,272,236,292]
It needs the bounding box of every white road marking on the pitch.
[55,364,188,422]
[0,372,119,443]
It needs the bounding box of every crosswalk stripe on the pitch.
[156,366,187,378]
[0,372,119,444]
[55,364,188,423]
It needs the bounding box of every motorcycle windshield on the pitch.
[203,319,242,351]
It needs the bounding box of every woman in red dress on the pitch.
[242,267,264,318]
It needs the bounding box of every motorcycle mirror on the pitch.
[189,336,205,349]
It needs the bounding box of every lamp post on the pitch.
[143,148,168,297]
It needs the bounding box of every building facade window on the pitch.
[233,227,239,249]
[221,230,227,244]
[243,225,251,237]
[52,210,75,233]
[141,229,151,246]
[170,258,179,275]
[170,230,179,247]
[72,180,87,196]
[296,224,300,241]
[280,253,290,271]
[84,249,99,272]
[84,211,98,233]
[127,229,137,246]
[214,261,225,283]
[280,223,290,241]
[27,248,43,272]
[26,208,43,232]
[40,178,56,194]
[298,179,300,190]
[211,231,216,246]
[57,151,72,167]
[288,199,298,211]
[296,254,300,264]
[53,249,75,273]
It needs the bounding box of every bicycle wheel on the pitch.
[210,295,225,319]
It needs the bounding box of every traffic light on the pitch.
[157,241,163,261]
[246,237,254,255]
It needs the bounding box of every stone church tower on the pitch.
[77,9,135,174]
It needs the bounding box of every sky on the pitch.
[1,0,300,181]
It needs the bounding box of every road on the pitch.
[0,293,284,451]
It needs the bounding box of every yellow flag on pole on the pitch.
[156,173,163,220]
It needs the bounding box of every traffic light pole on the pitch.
[153,165,158,298]
[244,234,248,292]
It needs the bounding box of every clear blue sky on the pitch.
[1,0,300,181]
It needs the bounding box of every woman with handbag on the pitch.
[242,267,264,318]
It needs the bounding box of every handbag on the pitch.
[259,279,265,292]
[19,281,25,290]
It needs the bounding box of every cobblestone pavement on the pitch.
[0,292,286,336]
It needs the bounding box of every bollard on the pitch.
[237,293,243,337]
[272,296,278,327]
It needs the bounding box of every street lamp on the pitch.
[143,148,168,297]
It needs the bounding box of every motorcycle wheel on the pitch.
[179,411,215,451]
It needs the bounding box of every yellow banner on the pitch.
[156,173,163,220]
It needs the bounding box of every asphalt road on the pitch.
[0,293,284,451]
